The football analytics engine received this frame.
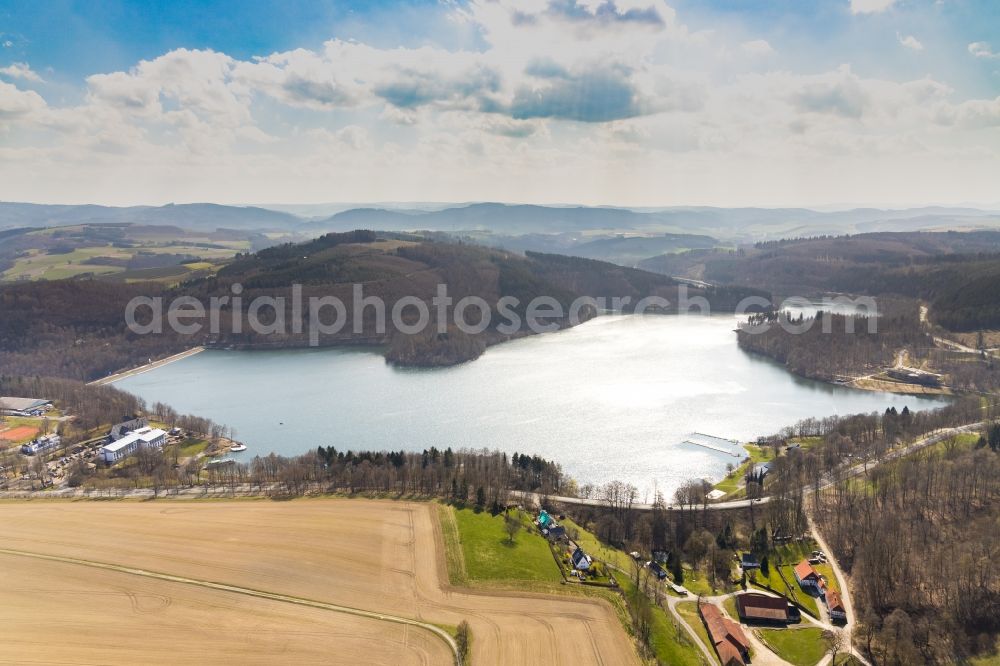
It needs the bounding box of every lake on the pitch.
[116,314,948,500]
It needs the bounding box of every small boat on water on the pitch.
[229,443,247,452]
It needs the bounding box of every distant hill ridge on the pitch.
[3,201,1000,239]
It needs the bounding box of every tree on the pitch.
[684,529,713,573]
[503,511,522,543]
[475,486,486,509]
[825,629,847,665]
[456,620,470,660]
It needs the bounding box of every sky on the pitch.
[0,0,998,207]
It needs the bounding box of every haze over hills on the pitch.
[4,201,1000,241]
[0,202,300,233]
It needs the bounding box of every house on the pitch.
[794,559,822,591]
[571,547,592,571]
[0,397,49,417]
[20,433,61,456]
[648,561,668,580]
[99,427,166,463]
[735,592,790,625]
[740,553,760,569]
[699,601,751,666]
[544,525,566,541]
[826,589,847,623]
[108,417,149,443]
[749,461,773,480]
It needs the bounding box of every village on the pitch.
[0,395,244,492]
[529,503,854,666]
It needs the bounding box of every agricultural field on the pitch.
[0,224,260,283]
[0,499,638,666]
[0,553,448,666]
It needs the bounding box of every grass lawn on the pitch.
[176,437,211,458]
[559,517,634,573]
[813,563,840,594]
[676,601,715,658]
[722,595,739,620]
[619,577,706,666]
[443,504,561,586]
[678,564,736,597]
[758,627,828,666]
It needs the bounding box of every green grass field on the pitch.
[618,577,706,666]
[676,601,715,658]
[2,239,241,283]
[559,517,634,573]
[443,504,562,585]
[722,595,739,620]
[813,563,840,594]
[758,627,828,666]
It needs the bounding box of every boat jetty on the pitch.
[681,432,744,457]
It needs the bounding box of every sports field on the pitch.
[0,499,638,665]
[0,425,38,442]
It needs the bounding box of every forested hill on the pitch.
[640,230,1000,331]
[0,231,769,381]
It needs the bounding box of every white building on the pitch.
[21,433,61,455]
[99,427,166,464]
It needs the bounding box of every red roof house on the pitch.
[699,601,751,666]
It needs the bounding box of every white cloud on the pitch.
[741,40,774,56]
[897,33,924,51]
[1,0,999,207]
[0,80,46,121]
[2,41,12,49]
[0,62,44,82]
[968,42,999,59]
[849,0,897,14]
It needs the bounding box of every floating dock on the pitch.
[682,432,744,457]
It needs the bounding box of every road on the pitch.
[0,546,462,666]
[515,422,984,513]
[88,346,205,386]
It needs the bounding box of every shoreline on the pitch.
[88,347,205,386]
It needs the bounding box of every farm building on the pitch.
[20,433,61,456]
[826,589,847,623]
[571,547,592,571]
[734,592,790,625]
[108,417,150,442]
[0,397,50,417]
[794,559,823,592]
[699,601,751,666]
[99,427,166,463]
